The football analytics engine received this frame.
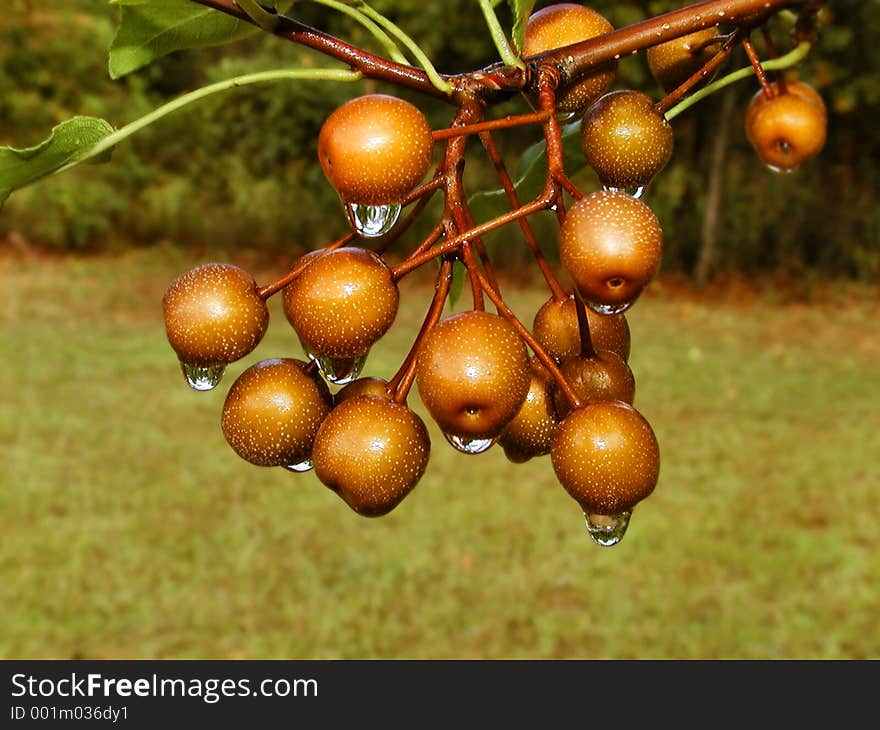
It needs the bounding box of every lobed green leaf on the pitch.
[0,117,116,209]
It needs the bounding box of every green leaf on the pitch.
[108,0,257,79]
[448,259,467,309]
[0,117,116,208]
[507,0,536,53]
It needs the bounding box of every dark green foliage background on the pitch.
[0,0,877,279]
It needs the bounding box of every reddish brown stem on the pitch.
[479,131,566,301]
[376,178,443,255]
[655,30,741,114]
[431,111,550,141]
[257,232,353,299]
[742,36,775,97]
[390,194,551,280]
[573,294,597,359]
[388,258,453,404]
[476,271,582,410]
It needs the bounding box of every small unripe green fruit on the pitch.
[163,263,268,366]
[581,90,674,189]
[283,247,399,359]
[551,401,660,515]
[312,395,431,517]
[559,190,663,312]
[318,94,434,206]
[532,294,631,362]
[646,27,721,92]
[522,3,615,117]
[221,358,332,467]
[415,311,531,440]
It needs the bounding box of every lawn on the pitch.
[1,246,878,659]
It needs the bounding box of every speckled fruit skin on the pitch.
[415,311,531,440]
[318,94,434,206]
[553,351,635,419]
[498,359,559,464]
[559,190,663,310]
[646,27,720,92]
[312,395,430,517]
[581,90,674,189]
[745,82,827,171]
[283,247,399,359]
[522,4,615,117]
[551,401,660,515]
[163,263,268,366]
[333,376,391,405]
[533,294,631,362]
[221,358,332,467]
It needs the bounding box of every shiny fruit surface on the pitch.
[317,94,434,205]
[646,27,721,92]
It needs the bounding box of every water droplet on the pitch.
[284,459,313,473]
[602,184,646,199]
[181,362,225,391]
[584,510,632,547]
[444,433,495,454]
[764,162,795,175]
[316,353,367,385]
[345,202,401,238]
[585,300,632,316]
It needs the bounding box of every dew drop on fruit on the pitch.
[444,433,495,455]
[284,459,314,473]
[181,362,225,391]
[584,510,632,547]
[764,162,796,175]
[315,353,368,385]
[345,203,402,238]
[585,300,632,316]
[601,184,646,199]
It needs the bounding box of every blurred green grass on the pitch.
[1,247,878,659]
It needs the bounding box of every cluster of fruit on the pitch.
[162,3,826,546]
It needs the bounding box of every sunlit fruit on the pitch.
[559,190,664,313]
[551,401,660,515]
[581,90,674,190]
[312,395,431,516]
[415,310,531,440]
[283,247,399,359]
[744,80,827,172]
[163,263,268,367]
[317,94,434,205]
[221,358,332,467]
[553,351,635,419]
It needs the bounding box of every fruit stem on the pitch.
[389,194,552,280]
[476,271,583,411]
[388,258,453,404]
[655,30,741,115]
[376,176,444,255]
[431,111,550,141]
[574,294,598,359]
[664,40,810,120]
[476,0,526,71]
[256,232,353,299]
[741,36,776,97]
[479,130,568,301]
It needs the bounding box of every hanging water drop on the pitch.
[181,362,225,391]
[584,510,632,547]
[345,202,402,238]
[284,459,314,473]
[602,184,646,199]
[316,353,368,385]
[444,433,495,454]
[585,299,632,316]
